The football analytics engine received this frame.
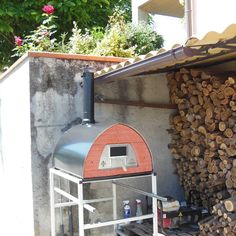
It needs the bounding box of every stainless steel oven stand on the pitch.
[50,168,166,236]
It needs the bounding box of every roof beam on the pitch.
[95,99,177,109]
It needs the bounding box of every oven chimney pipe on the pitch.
[82,67,95,124]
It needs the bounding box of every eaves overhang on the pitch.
[94,46,200,84]
[95,24,236,84]
[140,0,184,18]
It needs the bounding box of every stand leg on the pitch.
[78,181,84,236]
[50,169,56,236]
[112,182,117,233]
[152,173,158,236]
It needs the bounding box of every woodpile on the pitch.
[167,69,236,231]
[199,197,236,235]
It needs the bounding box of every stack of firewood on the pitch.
[167,68,236,208]
[199,197,236,235]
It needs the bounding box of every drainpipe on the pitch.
[185,0,193,38]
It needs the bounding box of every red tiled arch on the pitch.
[84,124,153,179]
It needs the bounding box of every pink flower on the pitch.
[14,36,23,46]
[42,5,54,15]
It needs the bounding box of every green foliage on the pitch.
[13,9,164,60]
[66,11,163,57]
[68,22,98,55]
[1,0,163,70]
[12,14,58,57]
[56,33,70,53]
[90,27,104,41]
[126,22,164,55]
[92,11,135,57]
[0,0,131,70]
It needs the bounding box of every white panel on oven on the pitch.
[98,144,137,170]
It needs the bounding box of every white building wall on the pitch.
[132,0,149,24]
[153,15,186,48]
[132,0,236,48]
[132,0,187,48]
[0,59,35,236]
[192,0,236,38]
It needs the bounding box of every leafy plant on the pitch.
[56,33,70,53]
[68,22,97,55]
[12,6,58,57]
[12,6,164,60]
[126,22,164,55]
[92,10,135,57]
[90,27,104,41]
[1,0,132,70]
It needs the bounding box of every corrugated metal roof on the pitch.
[95,24,236,81]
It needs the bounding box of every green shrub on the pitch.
[13,7,164,58]
[127,22,164,55]
[67,11,163,57]
[92,11,135,57]
[12,12,58,57]
[68,22,97,55]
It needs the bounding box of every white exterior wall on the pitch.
[132,0,149,24]
[153,15,186,48]
[132,0,187,48]
[192,0,236,38]
[132,0,236,48]
[0,59,35,236]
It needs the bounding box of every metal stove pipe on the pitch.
[82,67,95,124]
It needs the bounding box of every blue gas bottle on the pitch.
[123,200,131,218]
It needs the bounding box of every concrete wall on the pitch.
[1,55,184,236]
[95,74,184,199]
[29,56,118,236]
[0,59,35,236]
[89,74,184,235]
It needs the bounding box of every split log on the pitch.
[225,198,236,212]
[167,69,236,234]
[227,213,236,223]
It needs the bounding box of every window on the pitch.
[110,146,127,157]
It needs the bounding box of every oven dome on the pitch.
[53,123,153,179]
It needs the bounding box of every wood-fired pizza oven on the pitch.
[53,122,153,180]
[53,67,153,180]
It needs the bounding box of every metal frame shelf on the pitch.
[50,168,165,236]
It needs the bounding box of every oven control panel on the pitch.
[98,144,137,170]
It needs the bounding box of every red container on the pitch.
[158,209,172,228]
